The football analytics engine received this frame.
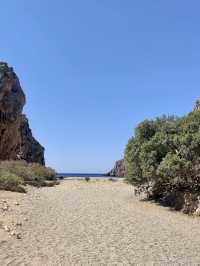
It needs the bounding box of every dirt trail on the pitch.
[1,180,200,266]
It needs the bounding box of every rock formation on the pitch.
[18,115,45,165]
[108,159,127,177]
[0,62,45,164]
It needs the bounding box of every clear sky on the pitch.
[1,1,200,173]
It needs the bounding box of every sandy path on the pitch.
[1,180,200,265]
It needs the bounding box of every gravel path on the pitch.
[1,180,200,265]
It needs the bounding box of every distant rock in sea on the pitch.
[0,62,45,164]
[108,159,127,177]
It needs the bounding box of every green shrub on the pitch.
[0,160,57,192]
[29,163,56,180]
[125,110,200,199]
[0,170,25,193]
[0,160,34,181]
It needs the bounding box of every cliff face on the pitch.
[0,62,45,164]
[108,159,127,177]
[18,115,45,165]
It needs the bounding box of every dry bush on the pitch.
[0,160,57,192]
[0,170,26,193]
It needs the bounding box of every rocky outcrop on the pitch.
[18,115,45,165]
[0,62,45,164]
[108,159,127,177]
[0,62,25,161]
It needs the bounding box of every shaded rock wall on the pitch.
[18,115,45,165]
[0,62,45,164]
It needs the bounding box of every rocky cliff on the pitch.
[108,159,127,177]
[0,62,45,164]
[18,115,45,165]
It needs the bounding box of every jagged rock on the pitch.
[108,159,127,177]
[0,62,25,160]
[0,62,45,164]
[18,115,45,165]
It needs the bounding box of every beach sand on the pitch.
[1,180,200,265]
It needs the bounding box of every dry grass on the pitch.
[0,160,57,193]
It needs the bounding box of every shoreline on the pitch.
[58,176,123,181]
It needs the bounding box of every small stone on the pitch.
[15,202,19,206]
[15,222,22,227]
[10,231,16,236]
[16,233,22,239]
[4,225,10,232]
[2,206,9,211]
[195,207,200,216]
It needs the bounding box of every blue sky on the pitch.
[1,1,200,172]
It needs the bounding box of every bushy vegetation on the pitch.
[0,160,57,193]
[125,108,200,200]
[0,170,25,193]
